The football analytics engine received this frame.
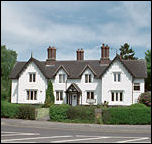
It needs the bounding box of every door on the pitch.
[72,94,77,106]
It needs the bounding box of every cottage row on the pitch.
[10,44,147,106]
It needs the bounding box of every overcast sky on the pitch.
[1,1,151,61]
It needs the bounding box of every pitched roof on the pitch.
[9,55,147,79]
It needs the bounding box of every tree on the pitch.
[145,50,151,91]
[119,43,138,60]
[1,45,17,101]
[44,80,54,107]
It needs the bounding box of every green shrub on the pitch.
[49,104,70,121]
[1,101,19,118]
[130,103,147,108]
[67,106,95,122]
[17,105,36,120]
[102,107,151,125]
[138,92,151,106]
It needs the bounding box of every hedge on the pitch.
[49,104,70,121]
[1,101,20,118]
[49,105,96,123]
[67,105,95,122]
[17,105,36,120]
[1,101,36,120]
[102,106,151,125]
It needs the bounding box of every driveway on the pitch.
[1,118,151,143]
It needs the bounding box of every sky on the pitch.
[1,1,151,61]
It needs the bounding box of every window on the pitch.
[59,74,65,83]
[134,83,140,91]
[85,74,92,83]
[27,90,37,100]
[111,92,114,101]
[113,73,121,82]
[87,91,94,99]
[29,73,36,82]
[120,92,123,101]
[56,91,63,101]
[111,91,123,102]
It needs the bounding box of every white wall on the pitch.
[53,68,101,105]
[102,60,133,106]
[15,62,47,104]
[133,78,145,103]
[11,79,18,103]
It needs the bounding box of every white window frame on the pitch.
[56,91,63,101]
[59,74,66,83]
[27,90,37,100]
[113,72,121,82]
[133,83,140,91]
[85,74,92,83]
[29,73,36,82]
[111,91,123,102]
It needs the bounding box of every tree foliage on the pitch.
[119,43,138,60]
[1,45,17,101]
[44,80,54,107]
[145,50,151,91]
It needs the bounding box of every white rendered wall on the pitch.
[53,68,101,105]
[16,62,47,104]
[11,79,18,103]
[102,60,133,106]
[133,78,145,103]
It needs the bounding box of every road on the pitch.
[1,118,151,143]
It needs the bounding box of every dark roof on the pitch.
[9,55,147,79]
[66,83,82,93]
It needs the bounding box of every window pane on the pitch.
[60,91,63,100]
[114,73,116,82]
[85,74,88,83]
[59,75,62,83]
[120,92,123,101]
[56,92,59,101]
[134,83,140,91]
[63,74,65,83]
[29,74,32,82]
[116,93,118,101]
[111,92,114,101]
[87,92,90,99]
[34,91,37,100]
[27,91,30,100]
[33,74,36,82]
[89,75,91,83]
[118,73,120,82]
[91,92,94,99]
[31,91,33,100]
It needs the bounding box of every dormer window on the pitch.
[85,74,92,83]
[113,72,121,82]
[59,74,65,83]
[29,73,36,82]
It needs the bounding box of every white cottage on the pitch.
[10,44,147,106]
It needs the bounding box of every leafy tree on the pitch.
[119,43,138,60]
[44,80,54,107]
[1,45,17,101]
[145,50,151,91]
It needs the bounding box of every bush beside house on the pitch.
[138,92,151,107]
[102,106,151,125]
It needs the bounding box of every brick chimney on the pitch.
[100,43,110,64]
[77,48,84,60]
[46,46,56,65]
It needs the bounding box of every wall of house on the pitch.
[11,79,18,103]
[133,78,145,103]
[15,62,47,104]
[52,68,101,105]
[102,60,133,106]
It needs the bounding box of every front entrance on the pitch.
[65,83,82,106]
[72,94,77,106]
